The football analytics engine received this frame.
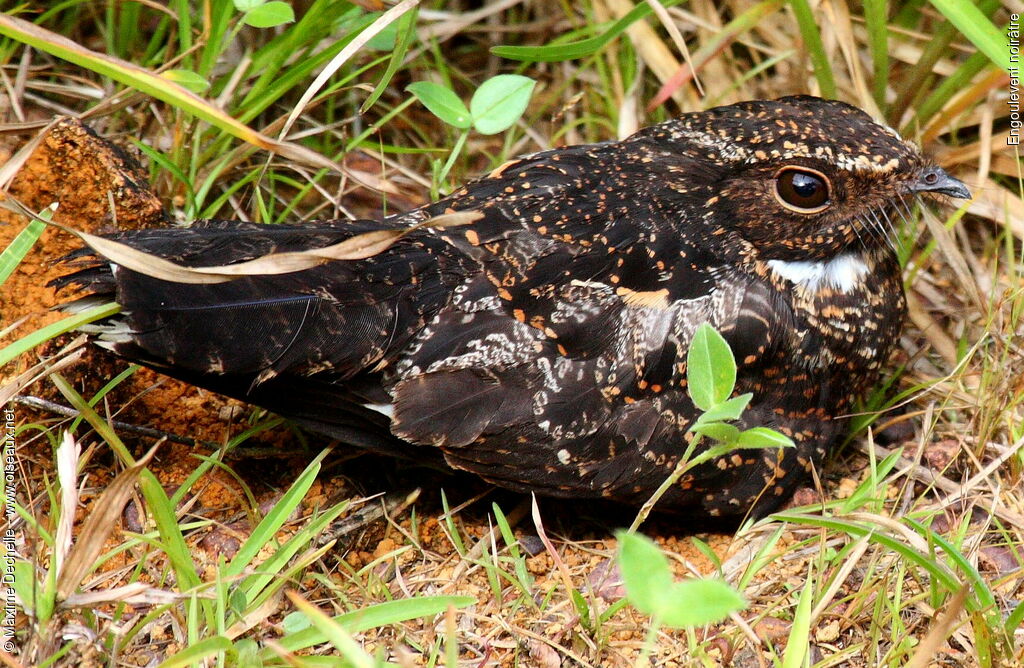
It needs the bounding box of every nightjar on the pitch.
[54,96,969,519]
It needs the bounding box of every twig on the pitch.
[13,394,220,448]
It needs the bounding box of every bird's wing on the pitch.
[385,143,788,481]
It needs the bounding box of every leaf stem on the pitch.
[437,129,469,191]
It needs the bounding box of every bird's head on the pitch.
[653,96,970,261]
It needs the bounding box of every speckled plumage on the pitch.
[55,96,969,518]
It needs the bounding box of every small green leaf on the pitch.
[736,427,795,449]
[160,69,210,94]
[407,81,471,129]
[695,393,752,424]
[686,323,736,411]
[691,422,740,444]
[617,532,674,613]
[470,74,536,135]
[658,579,746,628]
[232,0,262,10]
[618,532,745,628]
[242,1,294,28]
[229,587,248,617]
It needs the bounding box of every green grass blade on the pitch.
[263,596,476,656]
[903,517,999,616]
[773,513,968,603]
[0,216,46,286]
[0,302,120,368]
[224,449,329,579]
[928,0,1011,70]
[788,0,836,98]
[782,566,813,668]
[51,374,207,607]
[0,13,340,173]
[361,6,418,113]
[862,0,889,107]
[155,635,233,668]
[491,0,684,62]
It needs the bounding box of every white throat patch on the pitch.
[766,254,870,293]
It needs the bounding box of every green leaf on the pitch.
[617,532,745,628]
[695,393,752,424]
[470,74,536,135]
[686,323,736,411]
[617,532,675,612]
[407,81,471,129]
[160,68,210,94]
[928,0,1011,70]
[658,579,746,628]
[691,422,740,444]
[156,636,233,668]
[735,427,794,449]
[242,1,295,28]
[282,610,311,634]
[366,18,398,51]
[233,0,262,10]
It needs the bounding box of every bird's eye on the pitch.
[774,167,831,212]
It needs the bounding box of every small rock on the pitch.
[518,534,545,556]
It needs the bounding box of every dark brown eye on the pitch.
[774,167,831,212]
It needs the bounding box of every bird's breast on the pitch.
[767,249,906,390]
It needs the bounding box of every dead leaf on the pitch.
[57,442,161,600]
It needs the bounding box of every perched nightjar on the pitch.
[53,96,970,519]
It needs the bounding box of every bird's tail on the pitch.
[49,218,463,462]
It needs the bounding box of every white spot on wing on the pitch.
[364,403,394,419]
[767,254,869,293]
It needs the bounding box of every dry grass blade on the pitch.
[81,209,482,282]
[62,582,192,607]
[0,336,86,408]
[530,495,576,598]
[603,0,689,107]
[647,0,784,111]
[53,431,80,578]
[281,0,420,140]
[56,441,161,600]
[0,117,58,190]
[4,200,482,284]
[904,586,969,668]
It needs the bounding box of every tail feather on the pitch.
[50,218,473,461]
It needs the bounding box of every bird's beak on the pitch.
[910,166,971,200]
